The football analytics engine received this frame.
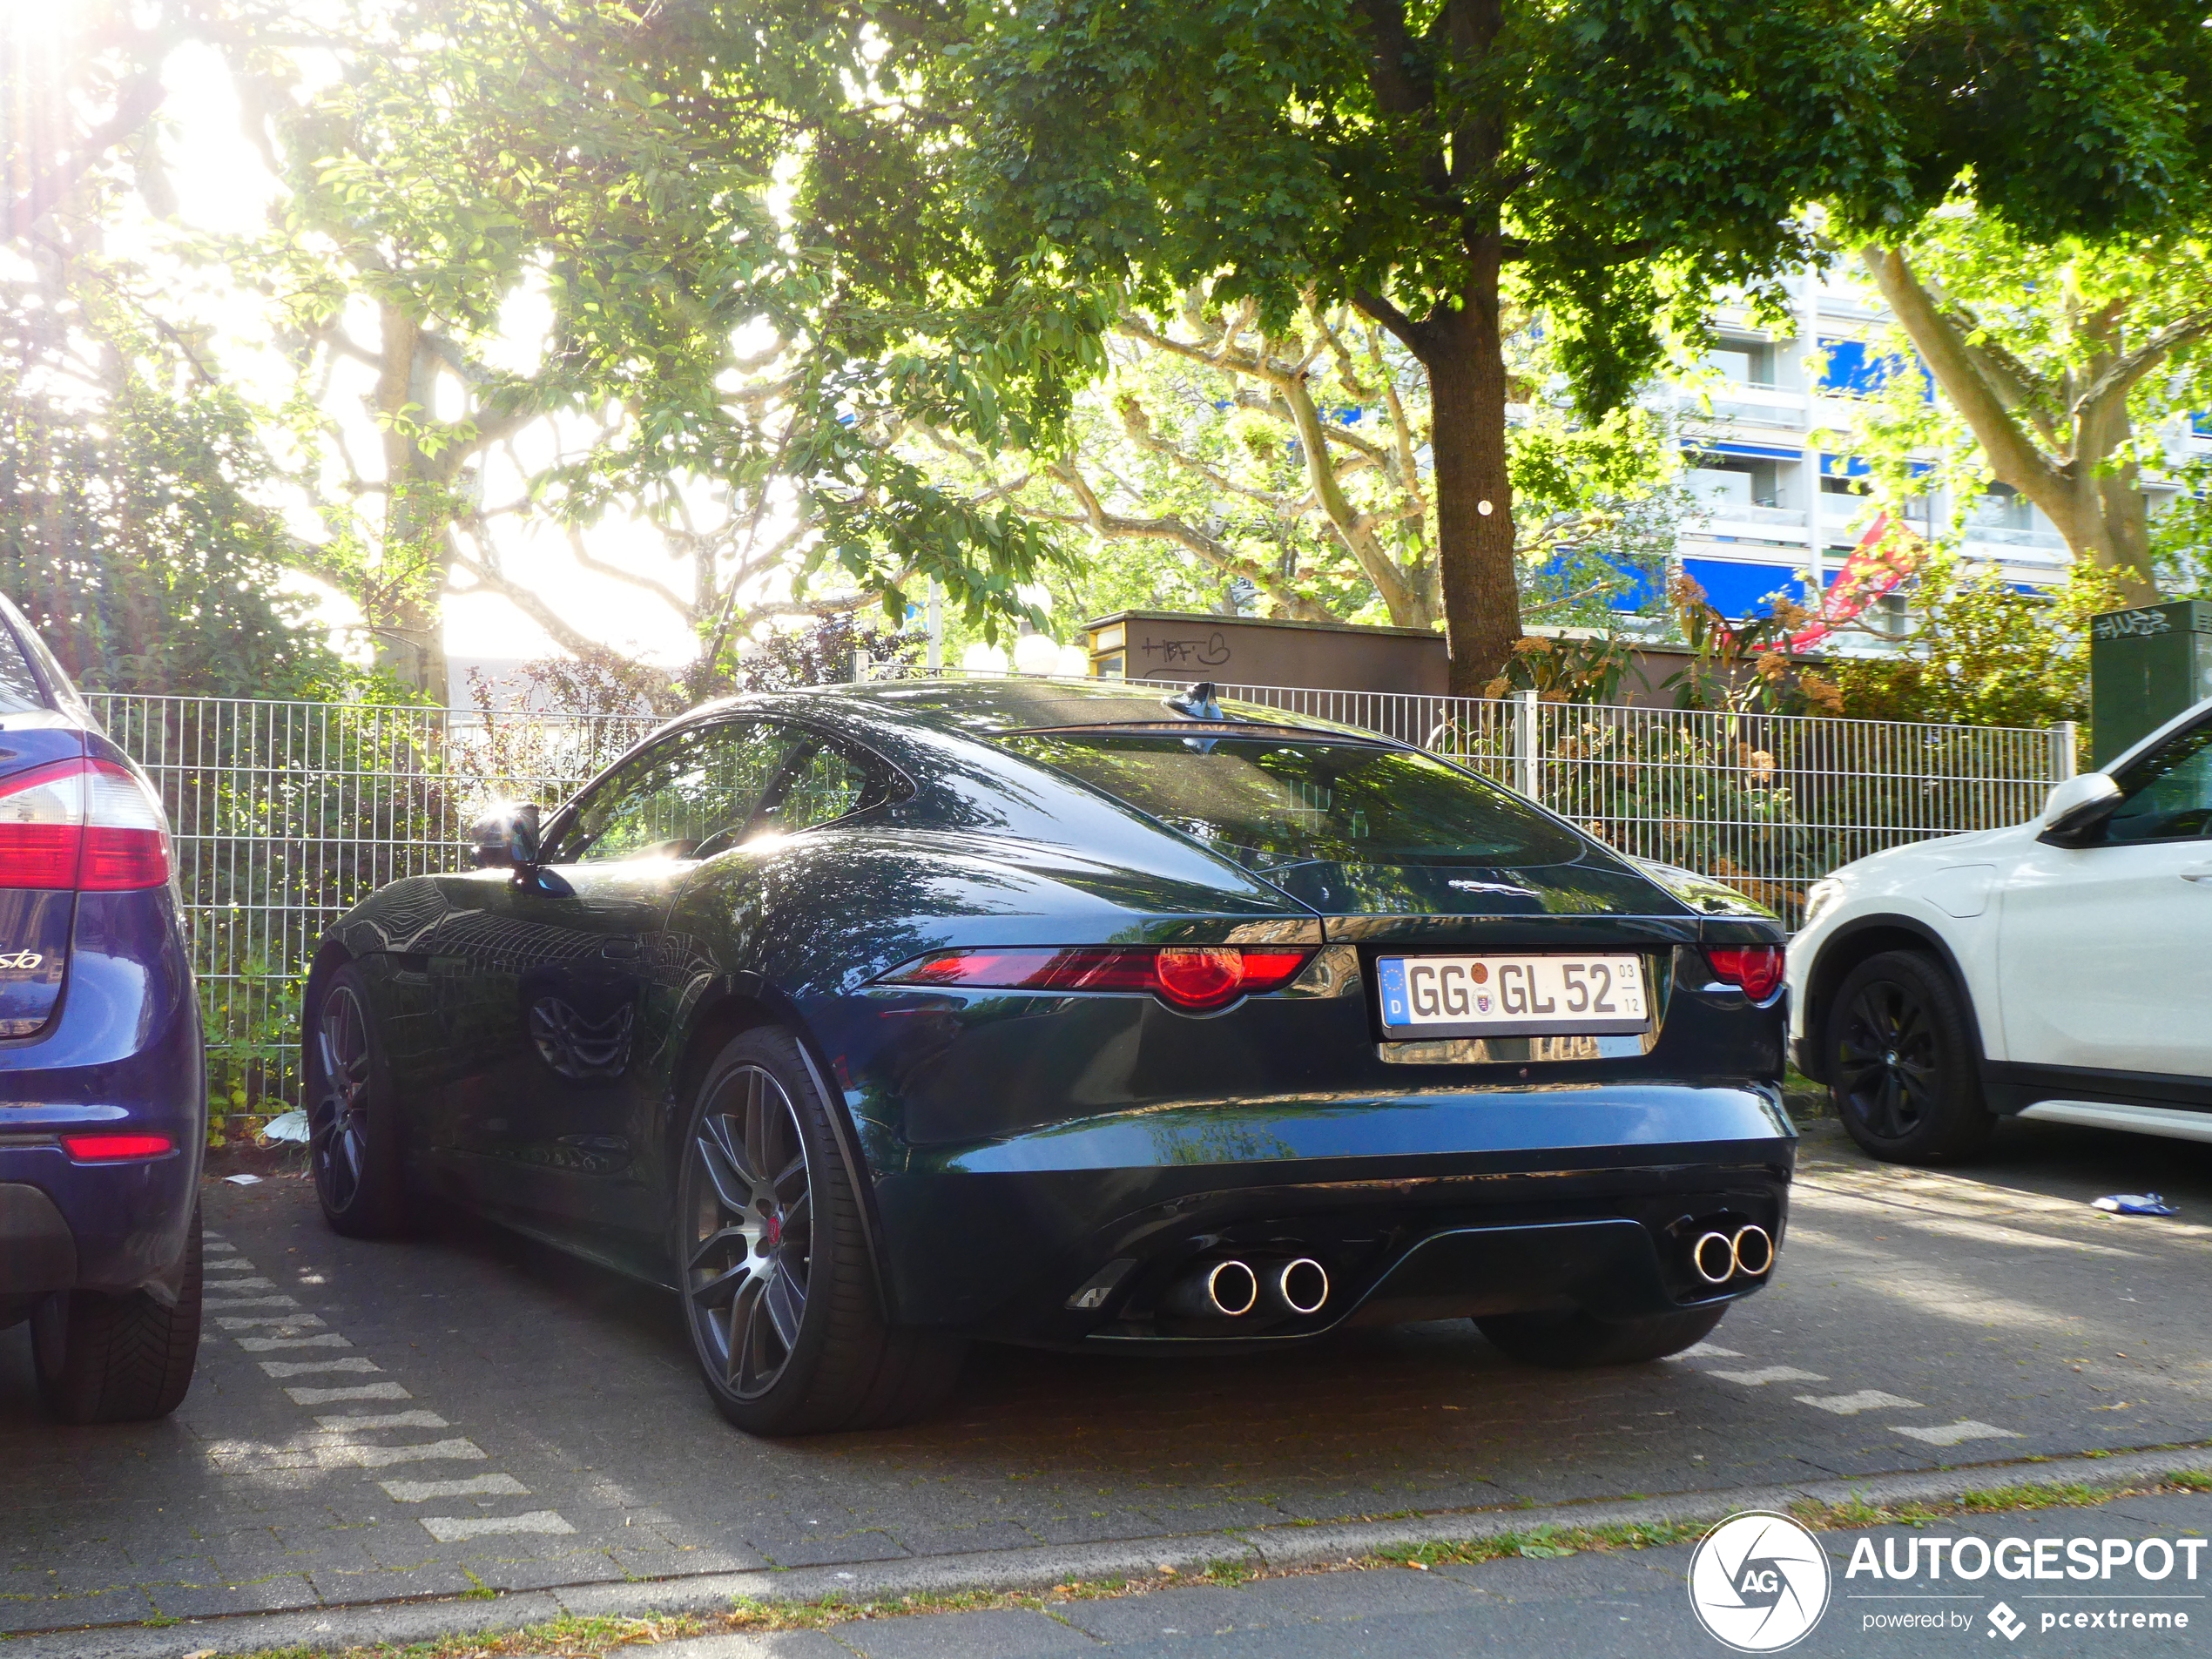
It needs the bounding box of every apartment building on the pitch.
[1655,272,2212,634]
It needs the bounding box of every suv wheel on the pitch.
[34,1201,202,1423]
[677,1026,964,1435]
[1827,950,1993,1163]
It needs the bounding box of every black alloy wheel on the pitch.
[684,1062,814,1401]
[675,1026,966,1435]
[1826,950,1993,1163]
[307,964,408,1236]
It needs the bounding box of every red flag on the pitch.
[1786,512,1924,651]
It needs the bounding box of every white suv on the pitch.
[1788,697,2212,1163]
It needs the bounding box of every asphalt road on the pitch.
[3,1115,2209,1643]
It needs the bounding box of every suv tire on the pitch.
[33,1201,202,1422]
[1826,949,1994,1163]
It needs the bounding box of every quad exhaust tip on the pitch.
[1691,1231,1736,1285]
[1164,1257,1330,1319]
[1691,1224,1774,1284]
[1202,1259,1259,1318]
[1731,1224,1774,1278]
[1277,1258,1329,1316]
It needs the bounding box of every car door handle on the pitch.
[2183,866,2212,884]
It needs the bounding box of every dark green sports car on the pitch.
[303,679,1792,1434]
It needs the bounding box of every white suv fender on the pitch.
[1785,821,2035,1080]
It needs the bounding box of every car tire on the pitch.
[1476,1303,1728,1368]
[1825,950,1993,1164]
[676,1026,966,1435]
[33,1201,202,1422]
[307,963,411,1238]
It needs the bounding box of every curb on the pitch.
[19,1443,2210,1659]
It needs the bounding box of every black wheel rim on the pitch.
[311,985,371,1211]
[1834,977,1939,1140]
[684,1064,813,1401]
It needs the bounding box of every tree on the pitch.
[912,288,1682,637]
[1860,223,2210,607]
[1851,1,2212,606]
[1824,551,2123,732]
[220,0,1089,697]
[2,106,341,696]
[775,0,1906,691]
[15,1,1091,699]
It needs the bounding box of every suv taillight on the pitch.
[0,759,171,891]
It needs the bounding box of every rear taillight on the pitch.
[881,946,1313,1011]
[62,1133,174,1161]
[0,758,171,891]
[1704,945,1785,1001]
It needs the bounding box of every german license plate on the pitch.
[1375,953,1650,1039]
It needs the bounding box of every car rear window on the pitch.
[999,731,1585,868]
[0,620,48,715]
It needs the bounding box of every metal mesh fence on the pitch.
[84,684,2067,1121]
[86,696,658,1124]
[1195,681,2067,922]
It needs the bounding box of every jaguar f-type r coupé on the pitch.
[305,679,1792,1434]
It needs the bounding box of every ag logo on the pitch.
[1688,1511,1831,1652]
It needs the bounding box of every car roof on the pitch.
[672,677,1389,745]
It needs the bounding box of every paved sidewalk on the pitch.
[631,1487,2212,1659]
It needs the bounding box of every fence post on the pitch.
[2053,720,2078,780]
[1514,689,1540,800]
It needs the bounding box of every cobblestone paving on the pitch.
[3,1118,2207,1638]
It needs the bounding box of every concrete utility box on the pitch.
[1082,610,1449,696]
[2090,601,2212,763]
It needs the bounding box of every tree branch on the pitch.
[1279,368,1420,624]
[1044,462,1334,623]
[563,526,695,618]
[1861,246,2067,504]
[5,71,164,242]
[1351,288,1432,358]
[2074,312,2212,425]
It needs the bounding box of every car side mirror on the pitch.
[470,802,543,870]
[2039,772,2122,841]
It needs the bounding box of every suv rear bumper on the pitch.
[0,888,206,1296]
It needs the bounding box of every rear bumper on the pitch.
[868,1082,1796,1345]
[0,887,205,1296]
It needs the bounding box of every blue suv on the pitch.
[0,595,204,1420]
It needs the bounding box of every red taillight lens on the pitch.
[883,946,1312,1011]
[79,762,171,890]
[0,759,169,891]
[61,1133,174,1161]
[0,760,89,888]
[1705,945,1785,1001]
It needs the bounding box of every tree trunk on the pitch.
[1863,246,2161,608]
[1422,253,1521,695]
[371,306,455,698]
